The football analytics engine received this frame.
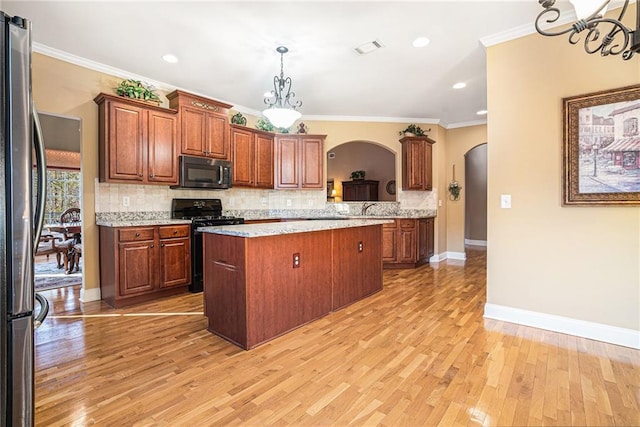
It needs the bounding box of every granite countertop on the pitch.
[199,218,394,238]
[96,219,192,227]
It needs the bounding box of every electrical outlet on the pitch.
[501,194,511,209]
[122,196,130,207]
[438,199,442,207]
[286,199,292,207]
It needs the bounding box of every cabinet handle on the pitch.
[160,243,165,247]
[138,173,143,177]
[135,233,140,237]
[149,173,154,178]
[150,244,154,248]
[173,230,178,234]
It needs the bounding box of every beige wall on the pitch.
[444,125,487,253]
[486,17,640,330]
[32,53,448,297]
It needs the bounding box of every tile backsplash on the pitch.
[94,178,437,215]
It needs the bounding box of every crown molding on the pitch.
[302,115,441,126]
[446,118,488,129]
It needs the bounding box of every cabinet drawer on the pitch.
[118,228,155,242]
[159,225,190,239]
[398,219,416,229]
[383,220,398,229]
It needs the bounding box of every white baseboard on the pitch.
[484,303,640,349]
[429,251,467,262]
[80,287,101,302]
[465,239,487,247]
[446,251,467,260]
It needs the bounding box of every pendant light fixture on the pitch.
[263,46,302,129]
[535,0,639,60]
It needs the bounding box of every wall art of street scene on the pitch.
[563,84,640,206]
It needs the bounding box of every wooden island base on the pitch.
[203,224,383,349]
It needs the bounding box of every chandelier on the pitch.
[263,46,302,129]
[535,0,639,60]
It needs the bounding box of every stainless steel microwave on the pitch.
[173,155,232,189]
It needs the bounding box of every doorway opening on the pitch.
[464,143,487,247]
[34,112,83,294]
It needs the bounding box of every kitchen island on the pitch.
[200,219,391,349]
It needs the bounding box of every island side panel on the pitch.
[245,230,333,348]
[332,225,383,310]
[203,233,248,348]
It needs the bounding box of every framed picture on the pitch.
[563,84,640,206]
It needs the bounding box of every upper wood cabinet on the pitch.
[230,124,274,189]
[167,90,232,160]
[400,135,436,191]
[275,134,325,189]
[95,93,179,185]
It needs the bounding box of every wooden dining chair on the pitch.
[35,234,70,269]
[59,207,81,240]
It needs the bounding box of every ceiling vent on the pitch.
[355,40,384,55]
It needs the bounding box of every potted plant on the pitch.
[350,170,366,180]
[114,79,161,104]
[231,112,247,125]
[399,124,429,137]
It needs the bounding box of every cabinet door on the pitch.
[398,220,417,263]
[230,127,254,186]
[342,183,356,201]
[275,137,299,188]
[147,110,178,184]
[206,113,229,159]
[158,237,191,288]
[118,240,156,297]
[300,136,324,188]
[426,218,435,258]
[382,221,398,262]
[108,102,145,182]
[254,133,274,188]
[424,142,433,191]
[418,219,428,261]
[403,139,425,190]
[180,106,207,156]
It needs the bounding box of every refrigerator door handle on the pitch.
[34,293,49,328]
[32,104,47,246]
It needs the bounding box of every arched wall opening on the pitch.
[326,141,396,201]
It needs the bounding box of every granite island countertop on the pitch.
[199,218,393,238]
[96,219,192,227]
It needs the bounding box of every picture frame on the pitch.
[563,84,640,206]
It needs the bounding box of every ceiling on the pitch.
[3,1,561,127]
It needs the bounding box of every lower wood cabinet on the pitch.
[203,225,383,349]
[99,224,191,307]
[383,218,434,268]
[342,180,379,201]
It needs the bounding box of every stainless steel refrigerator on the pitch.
[1,12,50,426]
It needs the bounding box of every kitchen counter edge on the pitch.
[199,219,394,238]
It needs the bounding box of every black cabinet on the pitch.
[342,180,379,201]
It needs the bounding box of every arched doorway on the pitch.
[464,143,487,246]
[327,141,396,202]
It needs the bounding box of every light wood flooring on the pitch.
[34,247,639,426]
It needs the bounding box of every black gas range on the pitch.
[171,198,244,292]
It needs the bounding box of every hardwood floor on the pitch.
[34,248,639,426]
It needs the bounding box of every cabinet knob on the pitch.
[173,230,178,234]
[149,173,154,178]
[138,173,143,177]
[135,233,140,237]
[160,243,165,247]
[150,244,154,248]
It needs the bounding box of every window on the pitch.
[623,117,638,137]
[44,169,80,224]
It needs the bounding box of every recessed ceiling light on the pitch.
[453,82,466,89]
[412,37,430,48]
[162,54,178,63]
[355,40,384,55]
[477,110,488,115]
